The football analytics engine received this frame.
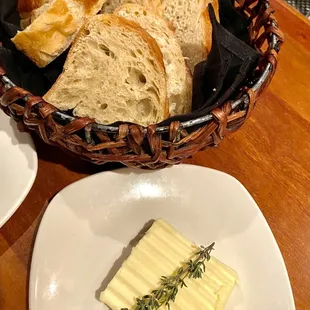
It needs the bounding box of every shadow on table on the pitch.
[32,134,125,175]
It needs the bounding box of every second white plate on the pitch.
[29,165,295,310]
[0,112,37,227]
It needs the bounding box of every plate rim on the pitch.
[29,164,296,309]
[0,117,38,228]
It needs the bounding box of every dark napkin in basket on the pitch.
[160,4,259,126]
[219,0,251,44]
[192,4,259,111]
[0,0,65,96]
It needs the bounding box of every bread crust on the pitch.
[107,15,166,76]
[13,0,105,67]
[12,0,79,68]
[17,0,47,13]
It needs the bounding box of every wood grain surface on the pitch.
[0,0,309,309]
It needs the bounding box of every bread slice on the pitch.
[43,14,168,126]
[158,0,219,72]
[115,4,192,115]
[13,0,105,67]
[101,0,218,72]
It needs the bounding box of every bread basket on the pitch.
[0,0,283,169]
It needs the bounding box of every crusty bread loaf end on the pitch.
[13,0,80,68]
[13,0,105,67]
[17,0,48,13]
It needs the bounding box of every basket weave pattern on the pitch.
[0,0,284,169]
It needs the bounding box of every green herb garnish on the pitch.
[122,242,215,310]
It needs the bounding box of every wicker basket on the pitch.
[0,0,283,169]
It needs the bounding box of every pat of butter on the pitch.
[100,219,238,309]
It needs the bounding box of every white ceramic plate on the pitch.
[30,165,295,310]
[0,112,37,227]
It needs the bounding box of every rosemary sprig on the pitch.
[122,242,215,310]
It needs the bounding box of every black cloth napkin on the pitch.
[219,0,251,44]
[192,4,259,111]
[159,4,259,126]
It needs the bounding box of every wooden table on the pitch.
[1,0,310,309]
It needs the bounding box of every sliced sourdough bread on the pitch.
[115,3,192,115]
[43,14,168,126]
[13,0,105,67]
[100,0,219,72]
[158,0,219,72]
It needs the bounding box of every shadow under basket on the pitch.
[0,0,284,169]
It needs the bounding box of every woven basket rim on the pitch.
[0,1,282,134]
